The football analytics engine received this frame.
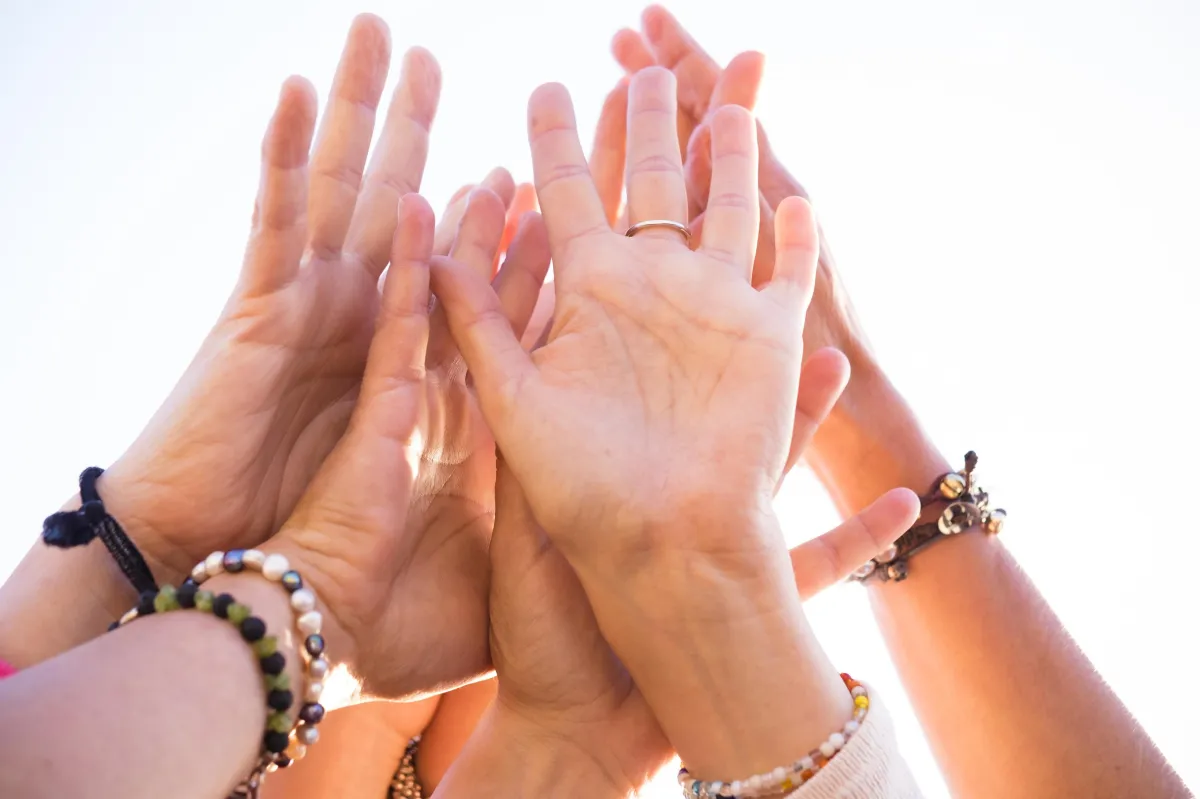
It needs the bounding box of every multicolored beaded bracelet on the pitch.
[677,674,870,799]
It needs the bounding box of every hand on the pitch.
[614,6,870,359]
[267,191,551,700]
[96,16,442,584]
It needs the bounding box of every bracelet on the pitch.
[42,466,159,596]
[677,674,869,798]
[849,451,1006,583]
[389,735,423,799]
[113,549,330,798]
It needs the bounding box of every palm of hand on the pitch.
[102,19,441,583]
[528,240,799,546]
[272,187,551,699]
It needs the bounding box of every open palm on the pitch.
[101,17,442,583]
[434,70,811,569]
[269,189,550,700]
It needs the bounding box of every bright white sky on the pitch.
[1,0,1197,795]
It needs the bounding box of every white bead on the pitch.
[851,685,867,698]
[829,732,846,750]
[308,658,329,679]
[190,561,209,584]
[298,725,320,746]
[297,611,322,636]
[262,553,290,581]
[772,766,788,782]
[843,720,860,735]
[729,781,742,795]
[748,774,763,791]
[290,588,316,613]
[305,680,324,702]
[819,741,836,758]
[799,757,813,771]
[242,549,266,570]
[204,551,225,577]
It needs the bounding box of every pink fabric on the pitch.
[0,659,16,680]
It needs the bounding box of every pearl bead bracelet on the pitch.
[677,674,870,799]
[189,549,329,772]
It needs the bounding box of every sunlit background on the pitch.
[2,0,1197,795]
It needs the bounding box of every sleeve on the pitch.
[787,687,924,799]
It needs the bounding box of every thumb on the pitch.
[429,254,537,436]
[789,488,920,600]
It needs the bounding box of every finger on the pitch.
[789,489,920,600]
[520,280,556,351]
[699,105,759,277]
[493,213,553,341]
[763,196,820,309]
[243,76,318,295]
[757,121,809,208]
[641,5,718,150]
[345,47,442,278]
[307,14,392,258]
[781,347,851,478]
[750,194,777,288]
[589,79,630,227]
[496,182,539,271]
[710,51,765,115]
[428,188,508,364]
[611,28,656,74]
[683,121,712,221]
[434,168,515,257]
[357,194,434,437]
[528,83,610,262]
[625,67,688,235]
[429,256,537,429]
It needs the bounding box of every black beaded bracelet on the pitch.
[111,583,295,798]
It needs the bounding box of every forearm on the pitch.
[434,703,637,798]
[811,357,1186,798]
[0,571,300,798]
[0,475,181,668]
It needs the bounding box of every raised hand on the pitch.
[614,5,870,356]
[266,190,551,699]
[96,16,442,584]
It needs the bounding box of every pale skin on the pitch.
[431,67,919,789]
[613,6,1190,797]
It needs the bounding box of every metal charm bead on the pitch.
[984,508,1007,534]
[939,472,967,499]
[853,561,877,580]
[938,502,979,535]
[876,545,898,563]
[886,562,908,581]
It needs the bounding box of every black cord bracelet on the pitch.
[42,467,159,596]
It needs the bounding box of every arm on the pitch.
[0,571,301,799]
[809,357,1188,799]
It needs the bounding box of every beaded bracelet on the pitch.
[110,581,296,798]
[188,550,329,771]
[677,674,869,799]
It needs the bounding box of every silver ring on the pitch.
[624,219,692,246]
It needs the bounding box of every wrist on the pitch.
[583,515,854,781]
[91,464,191,587]
[808,355,952,515]
[445,702,640,798]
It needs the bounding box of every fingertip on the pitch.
[349,12,391,55]
[641,5,669,41]
[399,46,443,123]
[466,186,507,222]
[265,77,317,166]
[776,195,817,243]
[807,346,852,390]
[482,167,517,209]
[528,83,576,133]
[402,45,442,84]
[512,183,539,215]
